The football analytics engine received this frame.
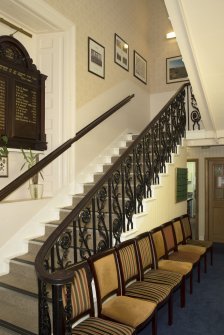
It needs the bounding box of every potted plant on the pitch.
[0,135,9,177]
[21,149,44,199]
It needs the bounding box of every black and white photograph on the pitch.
[114,33,129,71]
[88,37,105,79]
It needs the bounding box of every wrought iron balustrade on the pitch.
[34,82,201,335]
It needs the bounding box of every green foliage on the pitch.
[21,149,44,184]
[0,135,9,157]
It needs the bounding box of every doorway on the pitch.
[187,160,199,239]
[206,158,224,242]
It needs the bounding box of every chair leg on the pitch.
[168,294,173,325]
[211,246,213,266]
[204,253,207,273]
[180,277,186,308]
[197,261,200,283]
[152,310,157,335]
[190,272,193,294]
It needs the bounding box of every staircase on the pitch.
[0,135,137,334]
[0,83,197,334]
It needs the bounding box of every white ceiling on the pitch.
[165,0,224,141]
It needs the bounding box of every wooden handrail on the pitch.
[0,94,134,201]
[35,83,189,284]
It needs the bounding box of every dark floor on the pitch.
[138,243,224,335]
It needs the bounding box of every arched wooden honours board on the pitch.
[0,35,47,150]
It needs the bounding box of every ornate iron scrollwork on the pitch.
[134,142,145,212]
[64,283,72,335]
[144,132,152,197]
[96,186,109,252]
[78,207,92,260]
[56,231,72,269]
[111,169,123,244]
[152,123,160,184]
[39,280,51,335]
[190,86,201,130]
[123,155,135,230]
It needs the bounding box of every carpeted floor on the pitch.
[138,243,224,335]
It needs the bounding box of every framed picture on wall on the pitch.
[133,50,147,84]
[88,37,105,79]
[0,156,8,177]
[114,34,129,71]
[166,56,188,84]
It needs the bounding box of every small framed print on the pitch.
[0,156,8,177]
[166,55,188,84]
[114,34,129,71]
[134,51,147,84]
[88,37,105,79]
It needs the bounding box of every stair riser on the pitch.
[0,287,38,317]
[0,326,20,335]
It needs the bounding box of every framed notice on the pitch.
[88,37,105,79]
[176,168,188,203]
[114,34,129,71]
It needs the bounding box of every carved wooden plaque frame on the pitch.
[0,35,47,150]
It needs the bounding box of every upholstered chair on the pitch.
[88,248,157,335]
[172,217,207,273]
[161,221,201,284]
[115,239,173,326]
[136,232,185,307]
[150,227,193,304]
[180,213,213,268]
[62,261,136,335]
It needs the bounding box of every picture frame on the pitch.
[114,34,129,71]
[0,156,8,177]
[133,50,147,84]
[88,37,105,79]
[166,56,188,84]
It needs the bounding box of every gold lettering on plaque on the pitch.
[15,85,37,124]
[0,78,6,130]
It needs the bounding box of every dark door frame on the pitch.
[187,159,199,239]
[205,157,224,241]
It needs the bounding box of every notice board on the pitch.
[0,35,47,150]
[176,168,188,203]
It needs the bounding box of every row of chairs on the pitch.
[64,214,213,335]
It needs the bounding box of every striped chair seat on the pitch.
[168,251,200,265]
[125,280,171,304]
[73,317,135,335]
[144,269,182,289]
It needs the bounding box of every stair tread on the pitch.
[0,272,38,295]
[0,290,38,334]
[0,325,24,335]
[13,253,36,265]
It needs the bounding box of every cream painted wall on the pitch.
[43,0,183,179]
[44,0,151,108]
[187,145,224,239]
[148,0,183,94]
